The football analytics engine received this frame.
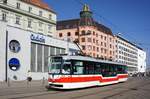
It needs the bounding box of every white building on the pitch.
[115,35,138,74]
[0,0,56,37]
[137,48,146,73]
[0,0,79,81]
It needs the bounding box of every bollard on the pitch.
[7,78,10,87]
[42,77,45,86]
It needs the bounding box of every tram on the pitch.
[47,55,128,89]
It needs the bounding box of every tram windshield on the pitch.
[49,57,62,74]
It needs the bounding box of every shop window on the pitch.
[44,46,49,72]
[37,44,43,72]
[31,43,36,72]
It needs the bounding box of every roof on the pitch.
[116,35,143,50]
[52,55,126,66]
[57,19,113,35]
[21,0,56,13]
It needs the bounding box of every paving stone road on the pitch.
[0,77,150,99]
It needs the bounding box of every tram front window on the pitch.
[49,57,62,74]
[62,61,71,74]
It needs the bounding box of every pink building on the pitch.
[56,5,115,60]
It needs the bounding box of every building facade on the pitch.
[56,5,115,60]
[0,0,56,37]
[0,0,79,81]
[115,35,146,74]
[137,48,146,73]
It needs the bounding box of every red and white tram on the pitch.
[48,55,128,89]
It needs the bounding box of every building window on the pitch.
[104,43,106,47]
[49,14,52,20]
[16,2,20,9]
[101,48,103,53]
[44,46,49,72]
[39,22,43,27]
[93,46,95,51]
[39,11,43,17]
[104,49,107,54]
[59,33,62,37]
[87,30,91,35]
[93,39,95,43]
[101,35,103,39]
[67,32,71,36]
[29,7,32,13]
[15,16,20,25]
[81,38,85,42]
[81,30,85,35]
[97,47,99,51]
[37,44,43,72]
[101,42,103,46]
[3,0,7,4]
[93,31,95,35]
[88,38,91,42]
[82,45,85,50]
[75,32,79,36]
[110,51,112,55]
[110,44,112,48]
[104,36,107,40]
[28,19,32,28]
[2,13,7,21]
[48,24,52,31]
[110,38,112,42]
[56,48,61,55]
[50,47,55,56]
[31,43,36,72]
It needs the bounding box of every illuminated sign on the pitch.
[9,58,20,71]
[9,40,21,53]
[30,34,45,43]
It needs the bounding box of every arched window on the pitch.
[87,30,91,35]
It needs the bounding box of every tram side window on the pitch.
[84,61,95,74]
[117,65,126,74]
[95,63,101,74]
[72,61,84,74]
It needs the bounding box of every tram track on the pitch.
[70,78,150,99]
[1,77,149,99]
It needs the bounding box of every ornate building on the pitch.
[56,4,115,60]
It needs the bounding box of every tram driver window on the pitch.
[62,62,71,74]
[73,61,84,74]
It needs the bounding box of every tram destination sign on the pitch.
[30,33,45,43]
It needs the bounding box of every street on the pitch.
[0,77,150,99]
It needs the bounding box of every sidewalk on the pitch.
[0,79,48,89]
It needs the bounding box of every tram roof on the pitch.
[53,55,126,66]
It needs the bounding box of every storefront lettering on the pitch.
[30,34,45,43]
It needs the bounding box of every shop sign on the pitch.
[30,34,45,43]
[9,40,21,53]
[9,58,20,71]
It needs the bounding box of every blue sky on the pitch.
[44,0,150,65]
